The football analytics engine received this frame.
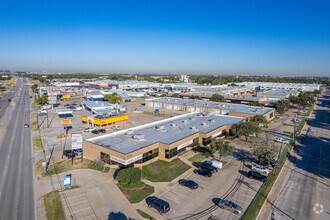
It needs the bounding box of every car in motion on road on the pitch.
[8,98,12,102]
[145,196,170,214]
[194,169,212,177]
[178,179,199,189]
[216,199,243,214]
[248,170,267,182]
[193,162,218,173]
[276,137,290,144]
[251,165,270,174]
[24,124,29,128]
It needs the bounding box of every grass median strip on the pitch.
[142,159,191,182]
[137,209,156,220]
[31,112,37,119]
[31,121,39,131]
[32,135,43,151]
[43,191,64,220]
[118,182,154,203]
[35,158,110,176]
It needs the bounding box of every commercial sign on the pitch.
[177,140,193,150]
[64,174,71,188]
[61,119,71,124]
[212,130,223,138]
[71,132,83,150]
[61,95,71,99]
[110,154,143,165]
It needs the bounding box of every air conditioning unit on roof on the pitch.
[202,122,209,127]
[191,126,198,131]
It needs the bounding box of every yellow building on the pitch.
[82,114,129,127]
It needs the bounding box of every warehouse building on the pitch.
[82,101,125,114]
[146,97,275,121]
[83,112,246,167]
[257,89,299,99]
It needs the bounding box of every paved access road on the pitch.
[0,78,36,219]
[0,78,20,118]
[272,88,330,220]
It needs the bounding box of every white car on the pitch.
[276,137,289,144]
[84,127,96,132]
[251,165,270,174]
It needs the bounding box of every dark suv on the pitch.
[193,162,218,173]
[146,196,170,214]
[248,170,267,182]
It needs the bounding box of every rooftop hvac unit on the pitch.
[202,122,209,127]
[183,120,189,124]
[191,126,198,131]
[209,119,215,123]
[190,117,196,122]
[155,125,165,130]
[133,134,145,142]
[160,128,168,132]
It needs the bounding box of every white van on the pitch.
[210,161,223,169]
[76,107,82,111]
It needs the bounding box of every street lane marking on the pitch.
[162,195,180,203]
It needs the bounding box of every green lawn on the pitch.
[43,191,64,220]
[142,159,191,182]
[31,112,37,119]
[31,121,39,131]
[296,118,307,135]
[188,154,206,163]
[137,209,156,220]
[118,182,154,203]
[35,158,110,176]
[32,135,43,151]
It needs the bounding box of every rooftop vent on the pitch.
[160,128,168,132]
[190,117,196,122]
[171,123,178,128]
[209,119,215,123]
[191,126,198,131]
[183,120,189,124]
[133,134,145,142]
[202,122,209,127]
[155,125,165,130]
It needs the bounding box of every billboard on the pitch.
[64,174,71,188]
[61,119,71,124]
[71,132,83,150]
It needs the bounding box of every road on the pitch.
[0,79,20,118]
[0,77,36,220]
[272,88,330,220]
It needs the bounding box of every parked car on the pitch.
[24,124,29,128]
[276,137,289,144]
[216,199,243,214]
[98,129,106,133]
[84,127,96,132]
[178,179,199,189]
[91,129,100,134]
[64,104,70,107]
[193,162,218,173]
[251,165,270,174]
[292,118,299,123]
[248,170,267,182]
[145,196,170,214]
[8,99,12,102]
[194,169,212,177]
[63,150,79,158]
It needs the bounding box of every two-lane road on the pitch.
[0,78,36,220]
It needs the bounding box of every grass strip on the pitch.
[136,209,156,220]
[32,135,43,151]
[31,112,37,119]
[188,154,206,163]
[296,118,307,135]
[43,191,64,220]
[31,121,39,131]
[118,182,154,204]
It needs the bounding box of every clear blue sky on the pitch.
[0,0,329,76]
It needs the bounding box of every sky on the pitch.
[0,0,329,76]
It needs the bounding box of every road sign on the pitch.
[61,119,71,124]
[64,174,71,188]
[71,132,83,150]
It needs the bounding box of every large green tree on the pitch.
[252,143,277,166]
[104,93,122,104]
[37,96,48,105]
[275,100,291,114]
[208,140,235,160]
[232,121,262,141]
[210,94,226,102]
[250,115,268,125]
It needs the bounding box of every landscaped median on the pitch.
[43,190,65,220]
[32,135,43,151]
[242,144,293,220]
[34,158,110,177]
[142,158,191,182]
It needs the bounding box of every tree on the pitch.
[252,143,277,166]
[232,121,262,141]
[116,167,141,185]
[171,93,180,98]
[208,140,235,160]
[297,92,315,108]
[37,96,48,105]
[275,100,291,114]
[250,115,268,125]
[104,93,122,104]
[210,94,226,102]
[31,84,38,93]
[247,101,262,106]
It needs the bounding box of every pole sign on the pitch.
[71,132,83,150]
[64,174,71,188]
[61,119,71,124]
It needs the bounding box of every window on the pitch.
[165,147,178,159]
[270,112,274,118]
[135,148,159,164]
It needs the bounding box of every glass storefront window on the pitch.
[165,147,178,159]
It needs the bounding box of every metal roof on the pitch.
[85,113,245,155]
[262,90,299,95]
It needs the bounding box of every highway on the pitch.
[272,88,330,220]
[0,78,36,219]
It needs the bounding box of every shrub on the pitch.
[116,167,141,185]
